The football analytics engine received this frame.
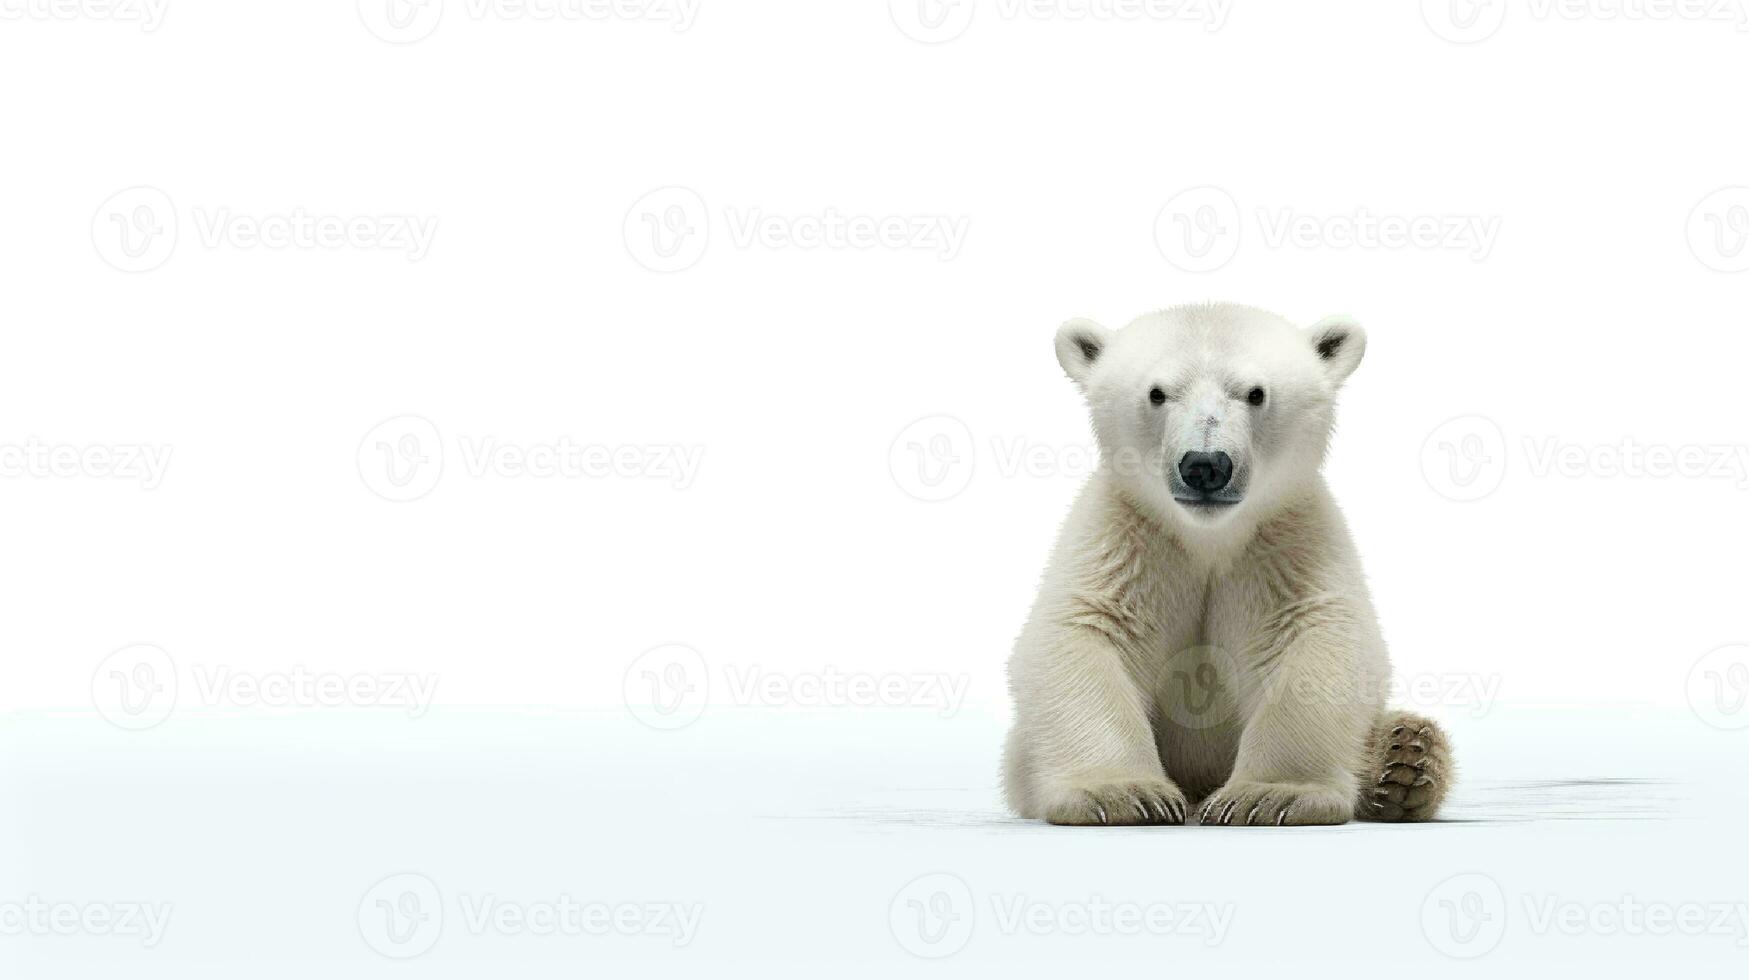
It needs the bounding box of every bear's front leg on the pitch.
[1196,630,1371,827]
[1007,630,1190,826]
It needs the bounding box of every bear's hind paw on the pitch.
[1359,715,1452,822]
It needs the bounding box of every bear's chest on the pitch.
[1143,558,1278,661]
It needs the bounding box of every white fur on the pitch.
[1004,303,1448,826]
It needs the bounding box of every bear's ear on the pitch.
[1307,315,1366,386]
[1054,318,1113,387]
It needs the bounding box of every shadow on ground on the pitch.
[774,778,1683,832]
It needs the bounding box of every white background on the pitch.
[3,1,1748,976]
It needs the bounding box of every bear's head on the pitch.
[1055,303,1364,543]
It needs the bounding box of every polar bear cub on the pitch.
[1003,303,1450,826]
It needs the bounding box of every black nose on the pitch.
[1178,451,1233,493]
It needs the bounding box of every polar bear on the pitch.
[1002,303,1451,826]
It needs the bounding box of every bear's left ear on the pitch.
[1054,317,1114,388]
[1307,315,1366,386]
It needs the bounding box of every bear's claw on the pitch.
[1196,781,1350,827]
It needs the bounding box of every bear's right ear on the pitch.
[1054,318,1113,387]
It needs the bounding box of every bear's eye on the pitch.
[1149,387,1167,406]
[1247,387,1266,406]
